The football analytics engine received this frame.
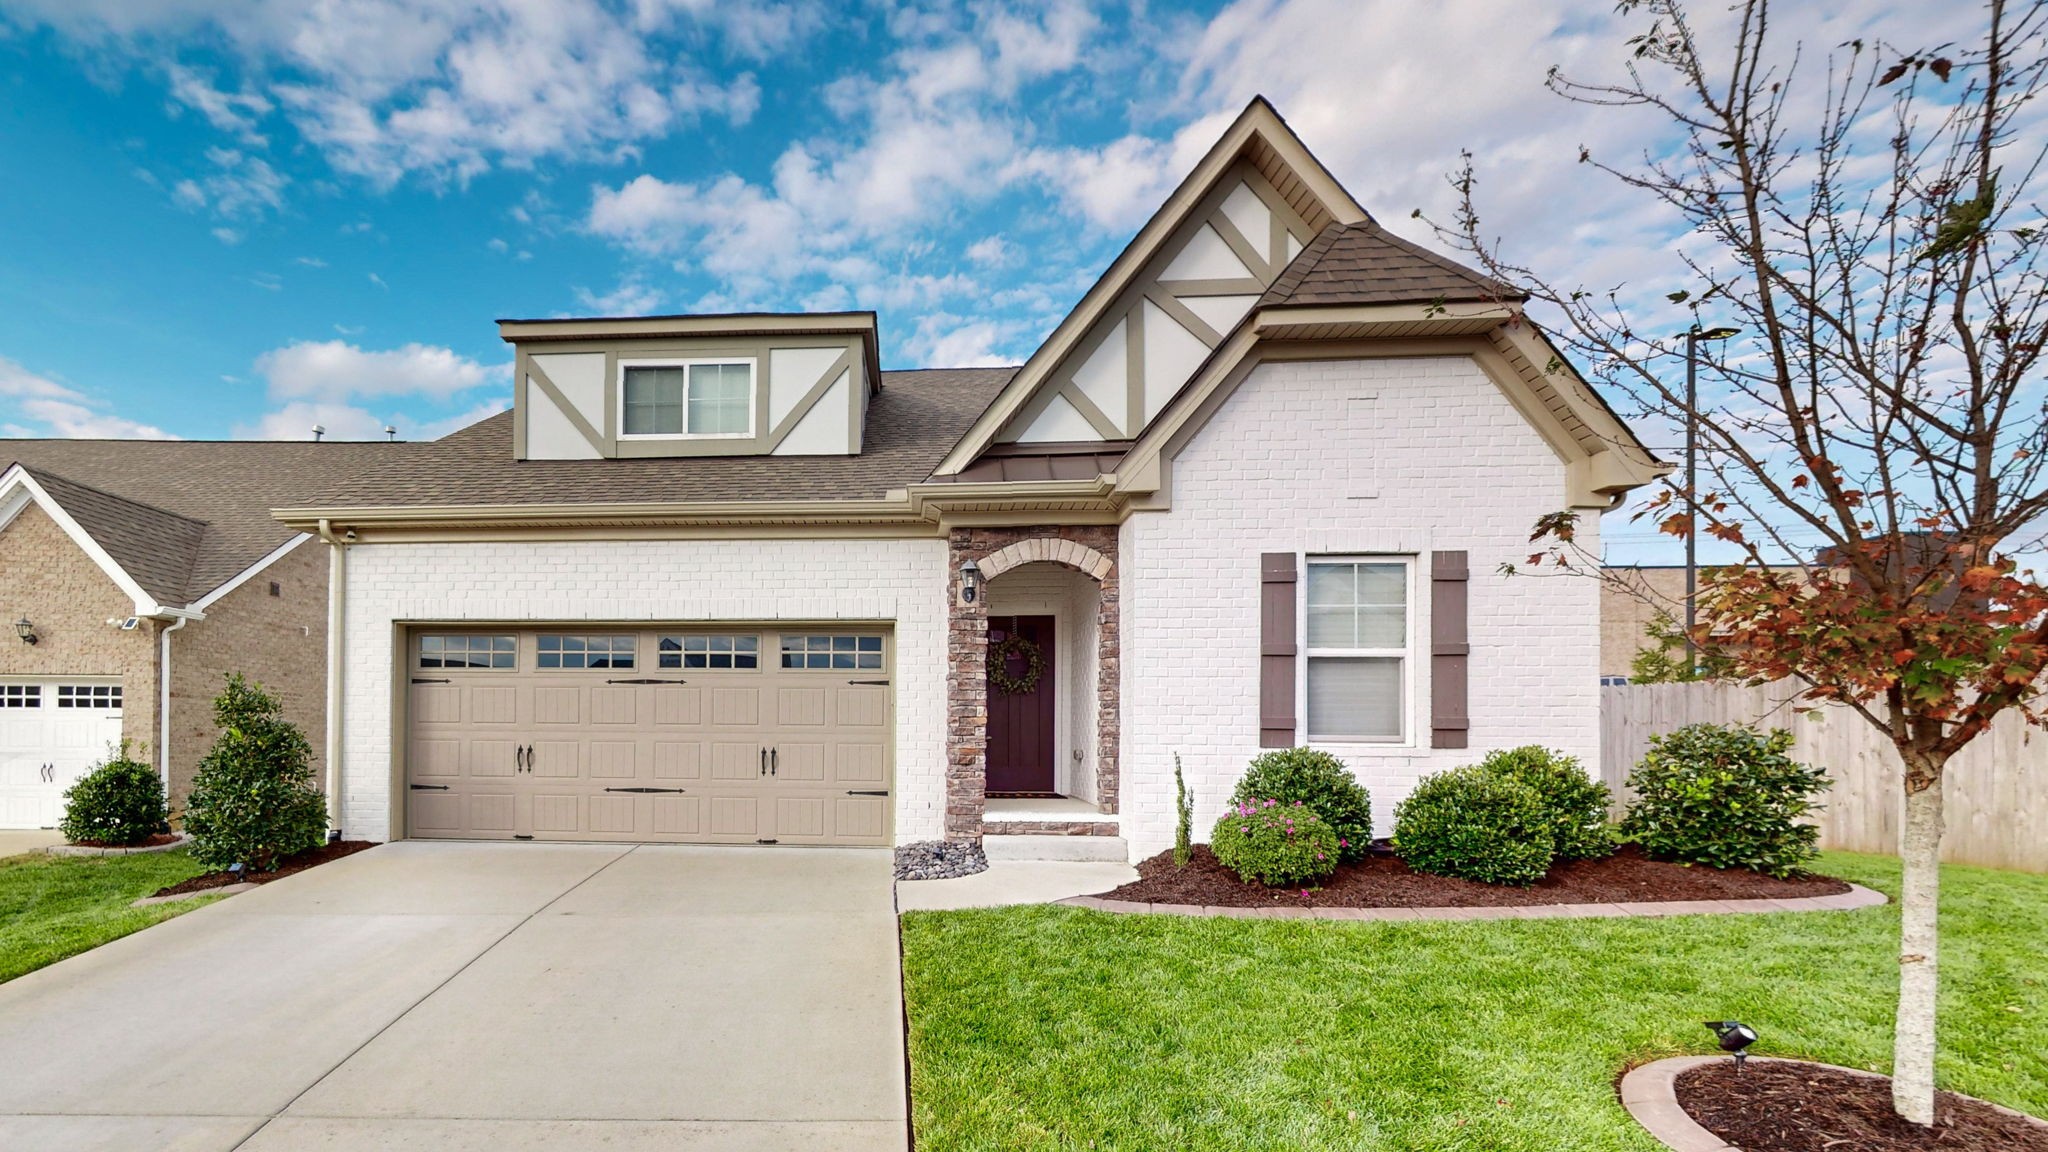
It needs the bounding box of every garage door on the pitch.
[0,681,127,829]
[404,628,892,845]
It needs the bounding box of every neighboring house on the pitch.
[276,98,1664,862]
[0,441,408,828]
[1601,565,1692,682]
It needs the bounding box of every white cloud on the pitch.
[0,355,177,439]
[573,279,665,315]
[171,146,287,227]
[165,63,271,144]
[965,236,1011,266]
[254,340,496,400]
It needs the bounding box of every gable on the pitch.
[997,162,1316,447]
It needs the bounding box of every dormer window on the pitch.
[620,359,754,439]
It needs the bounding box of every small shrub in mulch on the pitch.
[1674,1060,2047,1152]
[59,748,170,847]
[149,840,375,899]
[1393,765,1556,886]
[1210,800,1340,887]
[1096,844,1851,908]
[1228,748,1373,862]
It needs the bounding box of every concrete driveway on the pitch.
[0,841,906,1151]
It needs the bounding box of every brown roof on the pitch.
[1260,221,1521,308]
[2,439,419,604]
[298,367,1017,509]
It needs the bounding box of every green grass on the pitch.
[900,852,2047,1151]
[0,848,224,983]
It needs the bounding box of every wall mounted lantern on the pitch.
[958,559,982,605]
[14,617,37,645]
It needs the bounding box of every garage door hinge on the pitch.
[409,783,451,791]
[411,677,450,685]
[847,679,889,686]
[845,790,890,796]
[755,839,778,845]
[602,787,688,794]
[605,677,687,685]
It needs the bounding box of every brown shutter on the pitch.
[1259,552,1297,747]
[1431,550,1470,749]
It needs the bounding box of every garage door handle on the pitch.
[606,678,687,685]
[770,748,777,776]
[409,783,450,791]
[759,748,767,776]
[602,787,689,794]
[846,790,889,796]
[847,679,888,686]
[411,677,450,685]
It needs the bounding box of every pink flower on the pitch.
[1240,826,1249,833]
[1316,853,1325,860]
[1339,839,1349,847]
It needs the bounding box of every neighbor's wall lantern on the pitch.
[958,559,982,605]
[14,617,37,645]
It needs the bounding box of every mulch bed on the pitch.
[1675,1060,2048,1151]
[149,840,376,898]
[1097,844,1850,908]
[70,832,180,849]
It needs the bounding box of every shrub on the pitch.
[1620,723,1830,878]
[58,744,169,846]
[1393,766,1555,885]
[1210,799,1341,887]
[1173,753,1194,869]
[1229,748,1372,862]
[1477,745,1615,860]
[183,674,327,872]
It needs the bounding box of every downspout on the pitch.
[316,519,348,841]
[157,617,188,796]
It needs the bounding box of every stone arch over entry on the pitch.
[946,526,1120,840]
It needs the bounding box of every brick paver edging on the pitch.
[1055,882,1887,920]
[1619,1055,2048,1152]
[48,834,191,858]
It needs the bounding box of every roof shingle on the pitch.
[1260,222,1522,308]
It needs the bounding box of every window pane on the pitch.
[623,367,685,435]
[1306,605,1355,647]
[1307,656,1402,741]
[1356,563,1405,604]
[686,363,751,434]
[1355,605,1405,647]
[1306,562,1355,606]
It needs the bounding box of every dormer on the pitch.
[501,312,882,460]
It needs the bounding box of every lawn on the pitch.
[0,848,223,984]
[900,852,2047,1151]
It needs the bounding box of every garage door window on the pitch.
[57,685,121,710]
[660,634,758,669]
[538,634,637,670]
[419,634,516,670]
[780,634,883,670]
[0,685,39,708]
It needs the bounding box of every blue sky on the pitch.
[0,0,1960,564]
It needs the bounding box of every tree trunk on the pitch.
[1891,771,1945,1126]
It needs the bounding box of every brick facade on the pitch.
[0,503,160,764]
[946,526,1121,840]
[1119,355,1604,860]
[167,538,330,803]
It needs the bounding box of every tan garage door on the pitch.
[404,628,892,845]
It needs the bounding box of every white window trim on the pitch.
[1298,554,1418,747]
[616,357,757,441]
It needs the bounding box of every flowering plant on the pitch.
[1209,798,1340,887]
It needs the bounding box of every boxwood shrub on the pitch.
[1477,745,1615,860]
[59,746,170,846]
[184,674,328,872]
[1229,748,1373,862]
[1211,799,1341,887]
[1392,765,1555,885]
[1620,723,1829,878]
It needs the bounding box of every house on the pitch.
[1601,565,1692,681]
[0,440,408,828]
[275,98,1663,863]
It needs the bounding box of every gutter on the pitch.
[156,616,189,796]
[316,519,348,840]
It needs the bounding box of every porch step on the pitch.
[982,834,1130,863]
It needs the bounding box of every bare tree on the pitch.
[1435,0,2048,1126]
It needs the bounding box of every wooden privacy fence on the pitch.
[1601,683,2048,873]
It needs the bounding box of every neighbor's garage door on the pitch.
[0,681,126,829]
[404,628,891,845]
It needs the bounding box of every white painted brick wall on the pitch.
[1121,356,1604,859]
[338,537,950,843]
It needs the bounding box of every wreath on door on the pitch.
[986,626,1046,695]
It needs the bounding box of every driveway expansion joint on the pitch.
[1055,882,1887,920]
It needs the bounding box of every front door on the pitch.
[985,615,1056,796]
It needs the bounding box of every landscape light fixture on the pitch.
[958,559,982,604]
[1704,1020,1758,1071]
[14,617,35,645]
[1681,324,1743,668]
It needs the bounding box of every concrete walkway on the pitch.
[895,860,1138,911]
[0,829,62,859]
[0,841,907,1152]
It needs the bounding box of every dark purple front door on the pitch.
[985,615,1057,795]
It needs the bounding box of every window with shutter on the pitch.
[1430,550,1470,749]
[1259,553,1297,747]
